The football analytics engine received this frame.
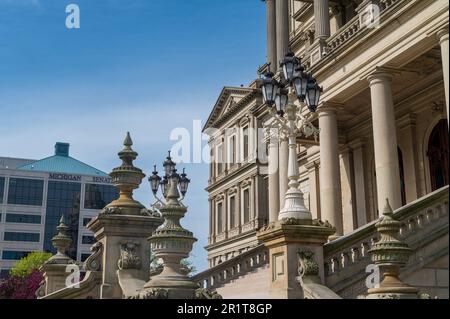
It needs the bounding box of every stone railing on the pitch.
[323,186,449,297]
[323,0,403,58]
[192,244,268,290]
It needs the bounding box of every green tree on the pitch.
[9,252,52,278]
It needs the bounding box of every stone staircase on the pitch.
[193,186,448,299]
[323,186,449,298]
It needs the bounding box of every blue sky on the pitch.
[0,0,266,271]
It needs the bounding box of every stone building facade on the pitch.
[197,0,449,298]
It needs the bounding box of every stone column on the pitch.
[305,160,320,220]
[437,28,449,125]
[314,0,331,40]
[269,140,280,222]
[266,0,278,72]
[349,139,369,227]
[318,103,343,235]
[276,0,290,71]
[340,147,357,233]
[279,138,289,208]
[368,71,402,212]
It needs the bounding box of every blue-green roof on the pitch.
[17,143,108,177]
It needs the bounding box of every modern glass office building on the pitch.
[0,143,118,278]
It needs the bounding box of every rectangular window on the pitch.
[5,213,41,224]
[229,196,236,228]
[44,181,81,260]
[81,235,95,245]
[82,217,92,226]
[217,144,224,175]
[0,177,5,204]
[4,232,40,242]
[217,202,223,234]
[1,251,31,260]
[228,136,236,166]
[84,184,119,210]
[243,127,249,160]
[243,189,250,224]
[7,178,44,206]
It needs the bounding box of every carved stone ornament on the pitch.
[298,250,320,278]
[141,208,162,217]
[117,241,142,270]
[35,280,46,298]
[84,242,103,272]
[194,288,223,299]
[101,206,123,215]
[132,288,169,299]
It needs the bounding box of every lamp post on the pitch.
[143,152,199,298]
[258,52,322,221]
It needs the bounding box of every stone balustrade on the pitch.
[323,186,449,297]
[193,244,268,290]
[309,0,403,63]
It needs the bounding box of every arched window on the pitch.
[398,147,406,206]
[427,119,449,191]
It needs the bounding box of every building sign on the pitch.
[49,173,82,182]
[92,176,112,184]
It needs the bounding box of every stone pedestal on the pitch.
[88,213,161,299]
[257,219,335,299]
[38,216,77,297]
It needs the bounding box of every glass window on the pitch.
[82,217,92,226]
[217,202,223,234]
[229,196,236,228]
[243,127,249,160]
[7,178,44,206]
[0,177,5,204]
[1,251,31,260]
[4,232,40,242]
[243,189,250,224]
[5,213,41,224]
[44,181,81,260]
[217,144,224,175]
[228,136,236,166]
[81,235,95,245]
[84,184,118,210]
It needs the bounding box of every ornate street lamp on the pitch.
[179,168,191,197]
[258,72,279,106]
[149,165,162,195]
[305,77,323,113]
[144,153,198,298]
[258,52,321,221]
[281,52,300,82]
[292,67,308,102]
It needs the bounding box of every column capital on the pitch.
[437,27,449,42]
[317,101,344,115]
[367,71,394,86]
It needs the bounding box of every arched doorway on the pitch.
[427,119,449,191]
